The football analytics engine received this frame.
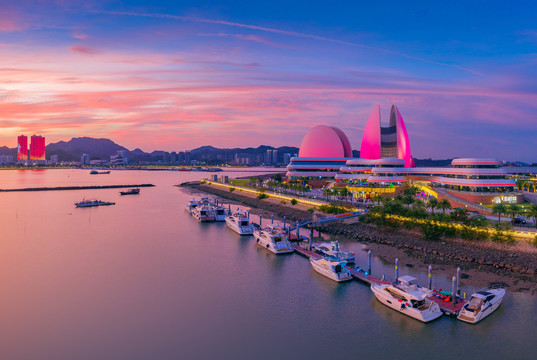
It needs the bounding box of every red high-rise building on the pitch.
[30,135,46,161]
[17,135,28,161]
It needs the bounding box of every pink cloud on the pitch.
[69,46,100,55]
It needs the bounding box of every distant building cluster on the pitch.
[18,135,46,165]
[162,151,192,165]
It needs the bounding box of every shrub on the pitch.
[229,187,236,192]
[257,193,268,200]
[492,223,515,244]
[421,222,444,241]
[291,199,298,205]
[531,235,537,247]
[280,200,287,204]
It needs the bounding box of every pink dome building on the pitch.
[287,126,353,179]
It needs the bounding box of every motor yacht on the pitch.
[225,210,254,235]
[192,205,215,222]
[254,225,294,254]
[371,275,443,322]
[120,188,140,195]
[457,288,505,324]
[310,256,352,282]
[185,199,201,213]
[313,241,355,263]
[213,206,228,222]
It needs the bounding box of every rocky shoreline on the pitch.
[184,182,537,293]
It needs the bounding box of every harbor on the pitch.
[184,193,503,322]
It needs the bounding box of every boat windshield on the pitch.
[411,299,426,308]
[465,297,483,312]
[240,221,249,226]
[334,264,342,273]
[274,236,281,243]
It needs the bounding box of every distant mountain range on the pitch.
[2,137,531,166]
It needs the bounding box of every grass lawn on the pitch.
[228,179,250,186]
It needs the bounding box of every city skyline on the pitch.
[1,1,537,161]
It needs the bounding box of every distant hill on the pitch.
[46,137,128,160]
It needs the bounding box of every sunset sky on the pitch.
[1,1,536,161]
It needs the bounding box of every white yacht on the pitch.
[457,288,505,324]
[213,206,228,222]
[310,256,352,282]
[192,205,215,222]
[185,198,200,214]
[225,210,254,235]
[254,225,294,254]
[313,241,355,263]
[371,275,443,322]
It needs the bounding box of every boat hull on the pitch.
[254,233,294,254]
[225,217,254,235]
[371,284,443,323]
[310,258,352,282]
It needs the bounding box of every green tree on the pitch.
[492,203,507,222]
[526,204,537,228]
[438,199,452,214]
[373,194,383,206]
[426,197,438,214]
[508,204,521,220]
[402,194,415,208]
[273,173,283,183]
[451,208,469,223]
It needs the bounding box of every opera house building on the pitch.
[286,105,521,208]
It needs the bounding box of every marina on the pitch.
[184,194,502,322]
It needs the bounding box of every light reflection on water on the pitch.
[0,169,536,360]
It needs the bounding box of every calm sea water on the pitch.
[1,169,536,360]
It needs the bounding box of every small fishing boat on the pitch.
[120,188,140,195]
[254,225,293,254]
[457,288,505,324]
[75,199,115,208]
[90,170,110,174]
[371,275,443,322]
[310,256,352,282]
[225,210,254,235]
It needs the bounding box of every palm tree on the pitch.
[438,199,452,214]
[526,204,537,228]
[373,194,383,206]
[427,197,438,214]
[492,203,507,222]
[508,204,520,220]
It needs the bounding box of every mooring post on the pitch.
[296,221,300,241]
[309,226,314,251]
[247,210,250,219]
[452,276,457,306]
[368,250,372,275]
[395,258,399,282]
[428,265,433,290]
[228,204,231,212]
[259,215,263,228]
[382,274,385,281]
[456,267,461,297]
[283,216,286,229]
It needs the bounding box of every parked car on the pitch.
[512,217,527,225]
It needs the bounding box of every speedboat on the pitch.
[225,210,254,235]
[313,241,355,263]
[185,199,201,213]
[212,206,228,222]
[310,256,352,282]
[120,188,140,195]
[192,205,215,222]
[254,225,294,254]
[371,275,443,322]
[457,288,505,324]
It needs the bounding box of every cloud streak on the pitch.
[96,10,481,75]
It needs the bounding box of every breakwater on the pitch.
[0,184,155,192]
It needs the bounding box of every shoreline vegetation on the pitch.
[0,184,155,192]
[184,181,537,294]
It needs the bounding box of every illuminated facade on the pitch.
[360,105,413,167]
[30,135,46,161]
[17,135,28,161]
[286,125,353,178]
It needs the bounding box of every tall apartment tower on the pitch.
[17,135,28,162]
